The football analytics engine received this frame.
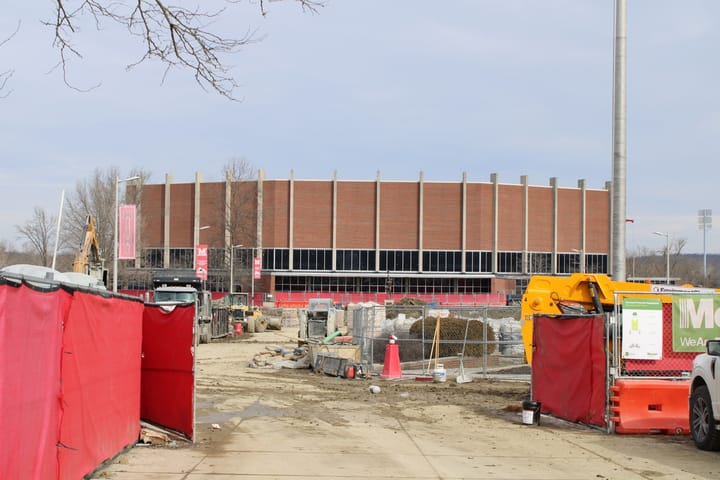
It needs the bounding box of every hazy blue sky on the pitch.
[1,1,718,254]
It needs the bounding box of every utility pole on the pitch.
[699,209,712,282]
[611,0,628,281]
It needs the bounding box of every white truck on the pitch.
[152,270,213,344]
[689,339,720,450]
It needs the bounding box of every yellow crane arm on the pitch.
[72,215,102,275]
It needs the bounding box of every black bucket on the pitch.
[522,400,541,425]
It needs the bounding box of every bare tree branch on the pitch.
[47,0,324,99]
[15,207,57,267]
[0,20,21,98]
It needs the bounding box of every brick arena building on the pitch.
[122,171,612,306]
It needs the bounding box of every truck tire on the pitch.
[690,385,720,451]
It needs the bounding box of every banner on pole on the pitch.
[253,257,261,280]
[196,244,208,280]
[118,204,136,260]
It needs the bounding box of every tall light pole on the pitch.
[611,0,628,281]
[699,209,712,282]
[113,175,140,292]
[229,244,243,293]
[653,231,670,285]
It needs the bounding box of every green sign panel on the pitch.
[622,297,663,360]
[672,295,720,352]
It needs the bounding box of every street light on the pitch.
[113,175,140,292]
[229,244,243,293]
[653,231,670,285]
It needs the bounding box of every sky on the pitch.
[0,1,718,254]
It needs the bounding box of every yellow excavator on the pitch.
[520,273,707,365]
[72,215,107,286]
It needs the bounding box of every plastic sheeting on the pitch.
[0,281,146,480]
[141,303,196,440]
[0,283,70,480]
[58,291,144,480]
[532,315,607,427]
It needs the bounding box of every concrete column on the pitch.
[521,175,529,274]
[578,179,587,273]
[375,170,381,272]
[550,177,558,274]
[491,173,498,274]
[418,171,424,273]
[332,171,338,272]
[461,172,467,273]
[288,170,295,271]
[163,173,172,269]
[224,170,232,256]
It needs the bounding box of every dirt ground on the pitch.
[100,328,720,479]
[192,330,531,445]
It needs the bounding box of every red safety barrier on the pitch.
[610,379,690,434]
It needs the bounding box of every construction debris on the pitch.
[250,345,311,369]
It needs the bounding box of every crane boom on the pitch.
[72,215,107,285]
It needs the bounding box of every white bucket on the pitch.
[521,401,541,425]
[521,409,534,425]
[432,364,447,383]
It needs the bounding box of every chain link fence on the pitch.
[608,291,716,380]
[349,304,527,378]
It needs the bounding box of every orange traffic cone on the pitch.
[380,335,402,379]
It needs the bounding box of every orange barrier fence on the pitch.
[610,379,690,434]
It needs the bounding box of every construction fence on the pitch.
[529,290,720,434]
[608,291,712,380]
[348,304,526,377]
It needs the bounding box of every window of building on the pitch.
[465,251,492,273]
[168,248,193,269]
[497,252,522,273]
[379,250,419,272]
[423,251,462,272]
[263,249,290,270]
[527,252,552,274]
[336,249,375,271]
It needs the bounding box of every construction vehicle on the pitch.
[520,273,706,365]
[152,269,213,343]
[298,298,338,343]
[213,292,266,333]
[72,215,107,286]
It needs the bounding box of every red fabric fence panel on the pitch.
[141,303,196,440]
[532,315,607,427]
[0,283,70,480]
[58,291,144,480]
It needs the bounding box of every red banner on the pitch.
[118,204,136,260]
[253,257,261,279]
[196,244,208,280]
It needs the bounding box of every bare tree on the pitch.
[15,207,57,267]
[62,167,150,287]
[222,157,257,291]
[62,167,118,262]
[0,239,12,267]
[48,0,323,99]
[0,21,21,98]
